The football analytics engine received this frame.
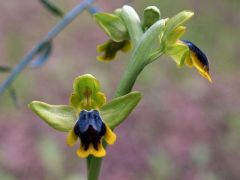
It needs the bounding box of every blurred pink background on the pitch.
[0,0,240,179]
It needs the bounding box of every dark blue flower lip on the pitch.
[181,40,209,71]
[74,110,106,150]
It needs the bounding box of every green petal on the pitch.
[163,11,194,43]
[71,74,106,110]
[94,13,129,42]
[166,41,189,66]
[69,93,81,111]
[100,91,142,129]
[165,26,186,45]
[28,101,77,132]
[73,74,100,97]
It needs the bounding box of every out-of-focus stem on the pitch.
[0,0,96,95]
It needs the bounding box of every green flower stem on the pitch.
[116,19,166,97]
[87,142,106,180]
[88,157,103,180]
[87,19,166,180]
[87,156,92,171]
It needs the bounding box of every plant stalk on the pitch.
[87,14,166,180]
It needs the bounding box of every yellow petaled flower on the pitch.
[97,39,131,62]
[29,74,142,158]
[67,75,116,158]
[181,40,212,82]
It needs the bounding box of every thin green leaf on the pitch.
[0,66,11,73]
[8,86,18,107]
[100,91,142,129]
[30,41,52,68]
[28,101,77,132]
[40,0,64,18]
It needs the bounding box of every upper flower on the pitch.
[97,39,131,62]
[158,12,212,82]
[181,40,212,82]
[29,74,142,158]
[94,5,212,82]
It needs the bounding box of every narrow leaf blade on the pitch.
[8,86,18,107]
[30,42,52,68]
[0,66,11,73]
[40,0,64,18]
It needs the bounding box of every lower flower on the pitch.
[29,74,142,159]
[67,109,116,158]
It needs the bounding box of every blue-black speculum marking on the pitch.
[182,40,209,71]
[74,110,106,151]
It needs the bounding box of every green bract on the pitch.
[120,5,143,45]
[143,6,161,29]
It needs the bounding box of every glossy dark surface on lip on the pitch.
[74,110,106,150]
[182,39,209,71]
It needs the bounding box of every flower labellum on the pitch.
[181,40,212,82]
[67,109,116,158]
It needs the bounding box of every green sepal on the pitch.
[29,92,142,131]
[72,74,100,98]
[94,13,129,42]
[166,41,189,66]
[100,91,142,129]
[163,11,194,43]
[143,6,161,29]
[28,101,77,132]
[70,74,106,111]
[165,26,186,45]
